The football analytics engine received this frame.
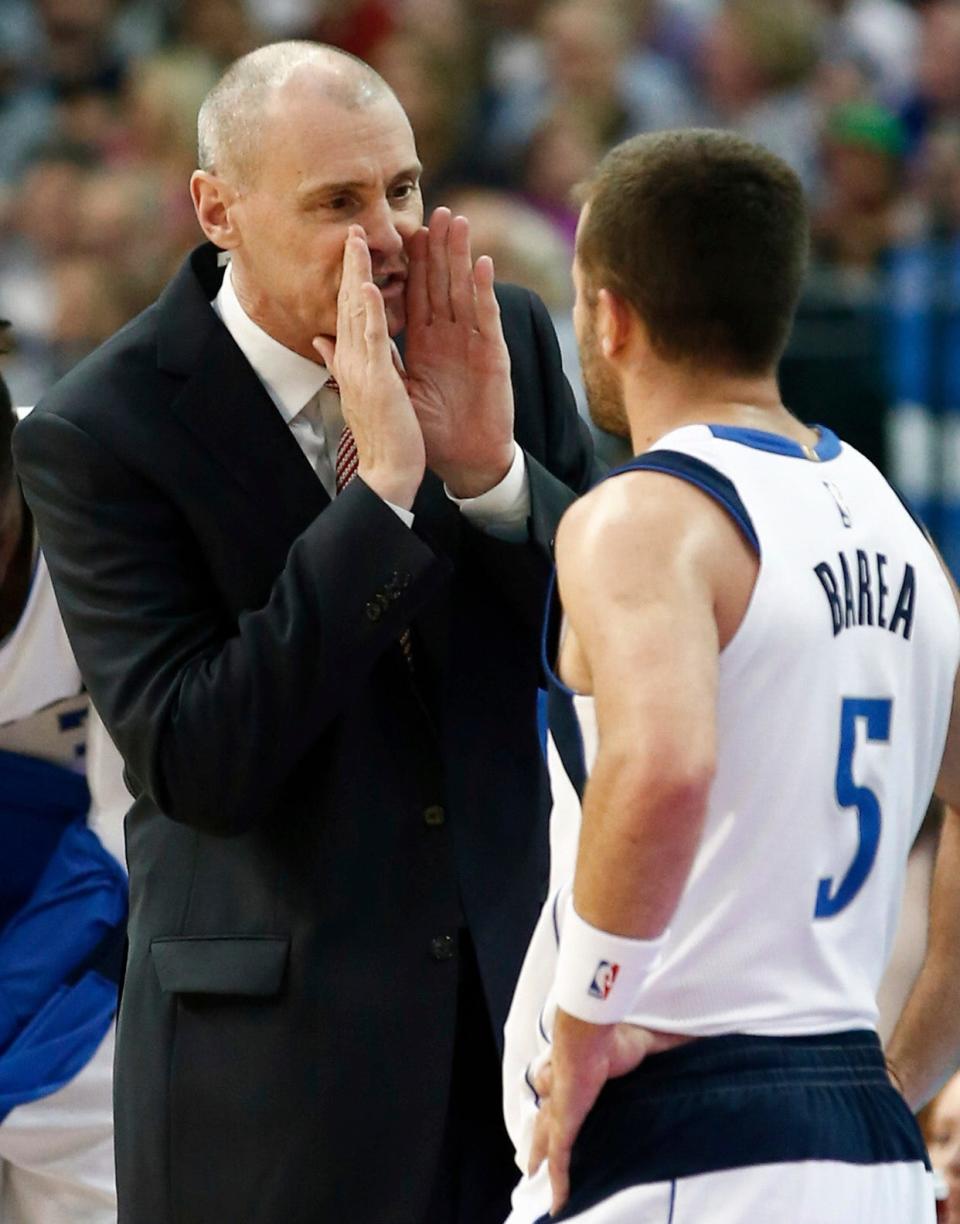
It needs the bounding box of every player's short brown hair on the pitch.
[576,129,809,374]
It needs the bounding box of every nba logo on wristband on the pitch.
[588,960,620,1000]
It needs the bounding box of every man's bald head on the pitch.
[197,41,395,184]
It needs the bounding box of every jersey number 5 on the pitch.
[815,697,892,919]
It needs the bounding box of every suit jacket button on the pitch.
[430,934,455,961]
[423,804,445,827]
[365,600,383,622]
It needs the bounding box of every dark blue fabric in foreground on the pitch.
[0,820,127,1121]
[535,1030,929,1222]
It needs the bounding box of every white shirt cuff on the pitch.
[384,501,416,529]
[444,443,530,541]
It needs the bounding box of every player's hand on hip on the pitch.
[402,207,515,498]
[529,1012,685,1216]
[314,225,425,509]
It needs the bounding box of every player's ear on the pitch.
[596,288,632,360]
[191,170,241,250]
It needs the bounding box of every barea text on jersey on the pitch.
[814,551,916,640]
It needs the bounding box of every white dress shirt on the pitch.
[212,260,530,538]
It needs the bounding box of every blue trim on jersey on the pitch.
[540,571,579,700]
[707,423,842,461]
[667,1180,676,1224]
[551,890,562,946]
[605,451,760,555]
[540,571,589,801]
[537,1030,928,1221]
[536,688,549,762]
[547,687,587,804]
[524,1063,541,1109]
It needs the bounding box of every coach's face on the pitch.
[199,71,423,360]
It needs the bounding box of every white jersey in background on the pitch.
[504,423,960,1172]
[0,546,127,1224]
[0,549,85,763]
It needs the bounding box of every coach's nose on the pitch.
[364,196,405,261]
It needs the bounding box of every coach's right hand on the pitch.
[314,225,425,510]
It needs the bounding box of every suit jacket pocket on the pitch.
[150,934,289,995]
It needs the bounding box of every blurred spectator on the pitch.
[34,0,125,91]
[814,0,919,109]
[0,142,93,404]
[0,60,54,190]
[32,0,130,157]
[49,254,138,365]
[883,107,960,575]
[903,0,960,159]
[244,0,319,38]
[812,101,914,275]
[923,1068,960,1223]
[481,0,694,186]
[172,0,265,65]
[472,0,548,166]
[400,0,472,58]
[121,48,219,177]
[310,0,396,60]
[369,23,483,203]
[519,101,616,245]
[695,0,823,190]
[109,49,218,258]
[0,131,155,407]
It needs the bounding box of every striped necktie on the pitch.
[335,425,359,494]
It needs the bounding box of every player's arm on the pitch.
[529,471,756,1213]
[886,614,960,1109]
[565,477,723,940]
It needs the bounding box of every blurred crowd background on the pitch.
[0,0,958,567]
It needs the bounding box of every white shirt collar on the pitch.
[211,260,333,423]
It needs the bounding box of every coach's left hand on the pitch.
[530,1011,686,1216]
[402,207,515,499]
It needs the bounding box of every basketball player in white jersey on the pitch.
[502,131,960,1223]
[0,330,127,1223]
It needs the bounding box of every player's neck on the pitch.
[623,365,813,454]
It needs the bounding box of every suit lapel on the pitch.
[171,327,330,539]
[160,246,330,548]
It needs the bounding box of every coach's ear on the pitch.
[191,170,241,250]
[596,288,632,362]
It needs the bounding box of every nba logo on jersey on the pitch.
[588,961,620,1000]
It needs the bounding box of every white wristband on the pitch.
[554,898,668,1024]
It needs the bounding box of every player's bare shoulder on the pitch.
[557,467,747,581]
[556,466,758,652]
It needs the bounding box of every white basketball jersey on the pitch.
[504,423,960,1168]
[0,548,87,767]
